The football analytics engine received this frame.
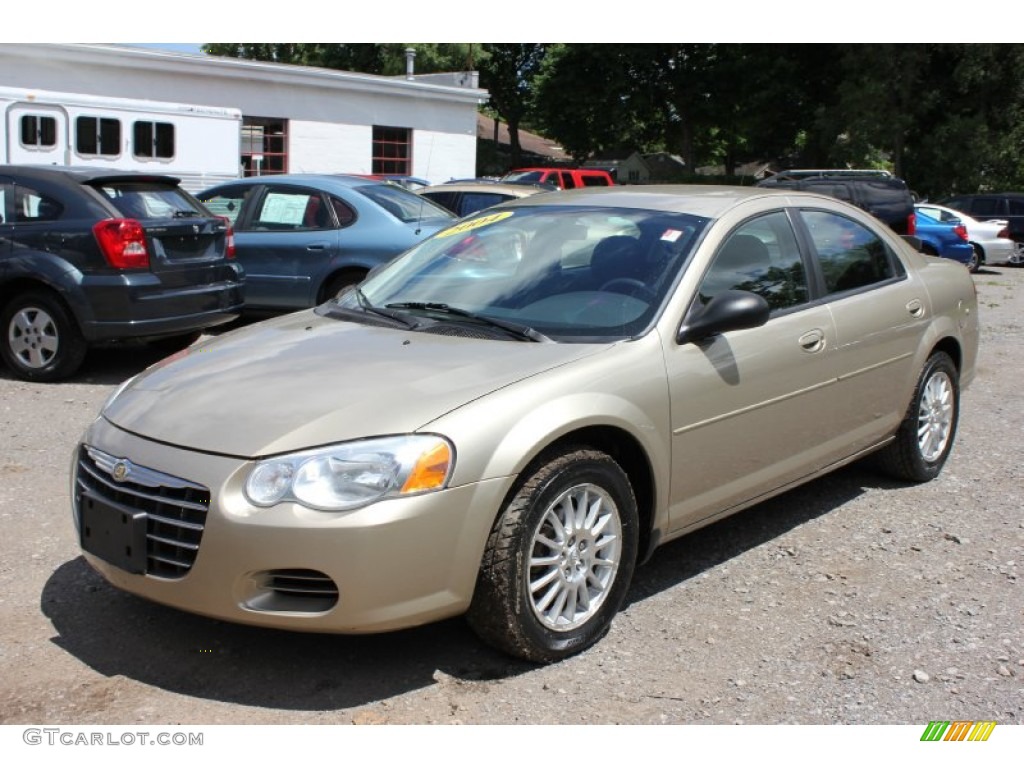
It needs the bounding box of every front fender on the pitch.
[425,336,673,542]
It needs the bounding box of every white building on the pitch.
[0,44,486,186]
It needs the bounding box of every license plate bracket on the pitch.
[79,494,148,574]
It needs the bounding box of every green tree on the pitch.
[478,44,547,168]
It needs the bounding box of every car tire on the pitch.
[968,245,982,273]
[467,447,639,663]
[320,269,367,302]
[1,290,87,382]
[877,351,959,483]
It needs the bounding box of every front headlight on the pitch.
[244,435,454,511]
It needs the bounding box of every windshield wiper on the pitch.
[353,289,421,328]
[385,302,549,342]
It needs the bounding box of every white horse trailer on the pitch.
[0,86,242,192]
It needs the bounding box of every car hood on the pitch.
[102,311,608,457]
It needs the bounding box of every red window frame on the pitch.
[241,117,288,176]
[372,125,412,175]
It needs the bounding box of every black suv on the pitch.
[0,166,245,381]
[757,170,916,235]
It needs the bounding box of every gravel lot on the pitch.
[0,264,1021,727]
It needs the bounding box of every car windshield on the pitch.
[330,205,709,342]
[355,183,455,223]
[502,171,544,184]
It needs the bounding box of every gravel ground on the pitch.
[0,264,1021,727]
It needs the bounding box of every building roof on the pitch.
[477,115,570,162]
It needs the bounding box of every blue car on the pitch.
[198,175,455,310]
[914,209,974,266]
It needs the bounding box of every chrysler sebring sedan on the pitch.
[72,187,978,662]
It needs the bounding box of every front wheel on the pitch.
[467,448,639,663]
[1,291,87,382]
[877,351,959,482]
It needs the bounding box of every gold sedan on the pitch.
[72,186,978,662]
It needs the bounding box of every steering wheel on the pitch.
[600,278,656,301]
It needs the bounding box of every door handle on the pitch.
[906,298,925,317]
[306,243,327,251]
[798,329,826,353]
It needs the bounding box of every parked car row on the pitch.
[1,162,1015,383]
[915,202,1015,272]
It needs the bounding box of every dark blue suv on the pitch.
[0,166,245,381]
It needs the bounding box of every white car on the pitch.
[915,203,1015,272]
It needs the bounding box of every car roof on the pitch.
[418,182,548,197]
[494,184,813,218]
[200,174,385,193]
[0,164,182,186]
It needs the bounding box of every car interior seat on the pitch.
[591,235,644,289]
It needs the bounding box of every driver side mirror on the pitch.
[677,290,771,344]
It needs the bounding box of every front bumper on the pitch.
[72,418,510,633]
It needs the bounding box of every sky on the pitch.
[4,3,1005,44]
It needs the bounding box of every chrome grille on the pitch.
[75,445,209,579]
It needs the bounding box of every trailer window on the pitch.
[76,116,121,157]
[19,115,57,149]
[133,121,175,160]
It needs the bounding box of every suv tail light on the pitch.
[217,217,236,260]
[953,223,969,241]
[907,213,916,236]
[997,226,1010,239]
[93,218,149,269]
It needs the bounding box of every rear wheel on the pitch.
[1,291,87,382]
[877,351,959,482]
[968,244,982,273]
[467,448,639,662]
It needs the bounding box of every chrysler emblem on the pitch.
[112,461,130,482]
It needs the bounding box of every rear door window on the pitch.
[252,188,330,231]
[800,210,898,293]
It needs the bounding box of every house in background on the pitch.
[0,44,487,186]
[475,114,569,176]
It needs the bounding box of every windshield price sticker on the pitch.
[437,211,515,238]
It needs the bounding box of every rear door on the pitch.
[796,208,926,450]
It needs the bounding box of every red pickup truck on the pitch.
[501,167,615,190]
